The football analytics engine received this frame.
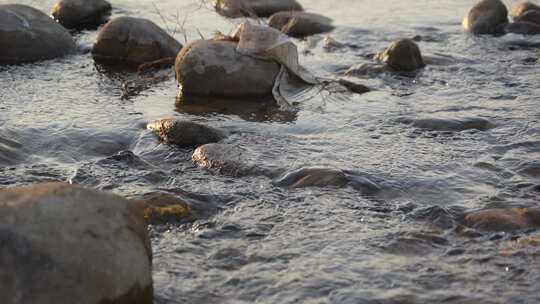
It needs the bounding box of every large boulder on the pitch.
[92,17,182,66]
[465,207,540,232]
[175,40,280,97]
[506,21,540,34]
[462,0,508,35]
[52,0,111,29]
[0,183,153,304]
[147,118,226,147]
[268,11,334,38]
[375,39,425,72]
[215,0,303,18]
[510,1,540,18]
[0,4,77,64]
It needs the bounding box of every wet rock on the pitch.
[515,160,540,178]
[92,17,182,66]
[135,192,192,225]
[273,167,381,195]
[400,117,495,132]
[511,1,540,19]
[384,231,449,255]
[51,0,111,29]
[462,0,508,35]
[514,9,540,25]
[175,40,280,97]
[215,0,303,18]
[499,235,540,256]
[505,21,540,35]
[464,207,540,232]
[0,4,77,64]
[192,143,251,176]
[336,79,372,94]
[147,118,226,147]
[0,183,153,304]
[375,39,425,72]
[268,12,334,38]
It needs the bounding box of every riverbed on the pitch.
[1,0,540,303]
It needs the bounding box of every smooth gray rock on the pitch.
[0,183,153,304]
[147,118,226,147]
[462,0,508,35]
[0,4,77,64]
[92,17,182,66]
[175,40,280,97]
[268,11,334,38]
[52,0,111,29]
[506,21,540,34]
[216,0,303,18]
[376,39,425,72]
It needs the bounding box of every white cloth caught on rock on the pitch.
[232,21,320,109]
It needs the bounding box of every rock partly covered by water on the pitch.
[192,143,253,176]
[51,0,111,29]
[0,183,153,304]
[175,40,280,97]
[465,207,540,232]
[511,1,540,18]
[274,167,381,195]
[0,4,77,64]
[400,117,495,131]
[215,0,303,18]
[462,0,508,35]
[514,9,540,25]
[92,17,182,66]
[505,21,540,35]
[268,12,334,38]
[135,192,193,225]
[375,39,425,72]
[147,118,226,147]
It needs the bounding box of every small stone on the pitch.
[376,39,425,72]
[51,0,111,29]
[268,11,334,38]
[215,0,303,18]
[462,0,508,35]
[147,118,226,147]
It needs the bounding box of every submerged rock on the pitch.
[135,192,192,225]
[462,0,508,35]
[511,1,540,18]
[400,117,495,132]
[375,39,425,72]
[215,0,303,18]
[268,12,334,38]
[273,167,381,195]
[147,118,226,147]
[93,17,182,66]
[0,183,153,304]
[514,9,540,25]
[192,143,252,176]
[51,0,111,29]
[175,40,280,97]
[506,21,540,35]
[0,4,77,64]
[465,207,540,232]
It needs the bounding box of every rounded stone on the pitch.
[92,16,182,66]
[51,0,112,29]
[0,4,77,64]
[506,21,540,35]
[147,118,226,147]
[511,1,540,18]
[268,11,334,38]
[216,0,303,18]
[0,183,153,304]
[514,9,540,25]
[175,40,280,97]
[376,39,425,72]
[465,208,540,232]
[462,0,508,35]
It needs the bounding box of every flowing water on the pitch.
[1,0,540,303]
